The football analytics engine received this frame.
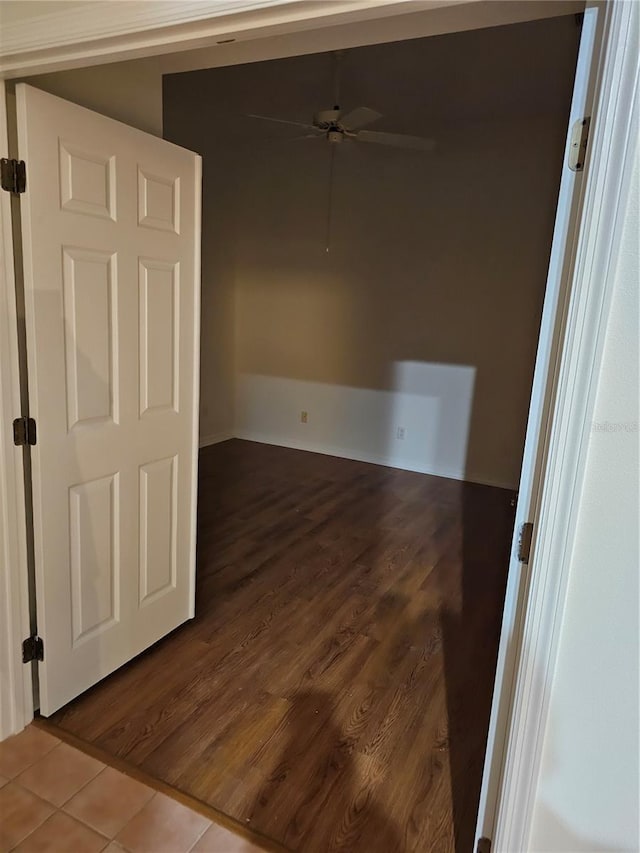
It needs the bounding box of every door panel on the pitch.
[139,257,179,416]
[16,84,201,715]
[139,455,178,605]
[69,473,119,644]
[62,246,117,428]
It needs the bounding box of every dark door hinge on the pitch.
[1,158,26,194]
[13,416,36,446]
[476,838,491,853]
[518,521,534,563]
[22,635,44,663]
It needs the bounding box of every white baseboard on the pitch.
[198,430,235,448]
[233,429,516,490]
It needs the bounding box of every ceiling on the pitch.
[165,13,580,143]
[0,1,98,24]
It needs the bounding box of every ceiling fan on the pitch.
[245,51,436,251]
[246,105,436,152]
[246,50,436,153]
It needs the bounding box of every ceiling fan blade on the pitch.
[356,130,436,151]
[246,114,322,133]
[340,106,382,131]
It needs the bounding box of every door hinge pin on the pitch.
[13,416,36,446]
[1,158,26,194]
[518,521,534,563]
[22,635,44,663]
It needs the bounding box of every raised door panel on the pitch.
[69,473,119,645]
[138,167,180,233]
[139,258,179,417]
[59,140,116,220]
[139,456,178,606]
[62,247,118,429]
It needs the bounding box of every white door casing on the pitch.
[0,83,32,740]
[16,84,201,715]
[474,4,603,841]
[475,2,640,846]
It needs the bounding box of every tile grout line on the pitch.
[58,763,155,843]
[111,790,168,851]
[0,731,60,782]
[15,740,107,828]
[12,751,210,853]
[73,769,198,850]
[5,780,54,853]
[3,739,159,853]
[50,742,106,810]
[109,788,161,848]
[185,816,214,853]
[33,719,283,852]
[6,775,112,852]
[58,762,108,809]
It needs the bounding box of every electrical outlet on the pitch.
[301,411,308,424]
[396,427,406,440]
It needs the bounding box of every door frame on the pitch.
[482,2,638,848]
[0,0,637,847]
[0,82,33,741]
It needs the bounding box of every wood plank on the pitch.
[50,439,514,852]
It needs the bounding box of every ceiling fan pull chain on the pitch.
[325,144,336,254]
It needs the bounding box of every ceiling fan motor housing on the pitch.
[327,129,343,144]
[315,108,341,127]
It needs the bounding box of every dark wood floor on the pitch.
[50,440,514,852]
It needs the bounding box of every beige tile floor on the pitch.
[0,726,264,853]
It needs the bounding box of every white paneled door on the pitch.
[16,84,201,715]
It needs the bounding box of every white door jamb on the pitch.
[0,79,33,741]
[489,2,639,848]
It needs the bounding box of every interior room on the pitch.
[164,18,578,490]
[13,10,581,853]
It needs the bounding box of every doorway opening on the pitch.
[16,10,583,853]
